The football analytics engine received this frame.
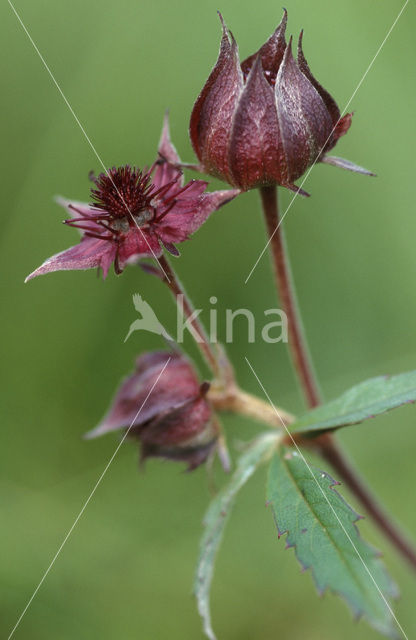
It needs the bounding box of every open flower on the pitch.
[26,116,239,281]
[86,351,218,470]
[190,10,373,194]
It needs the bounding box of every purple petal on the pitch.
[55,196,105,235]
[189,14,244,181]
[228,55,285,189]
[118,229,162,267]
[86,352,201,438]
[153,113,184,189]
[332,113,353,146]
[157,225,188,244]
[25,236,116,282]
[275,38,333,183]
[100,246,117,278]
[140,439,216,471]
[55,196,95,219]
[297,31,340,127]
[241,9,287,81]
[177,179,208,199]
[195,188,240,221]
[297,31,353,153]
[321,155,376,176]
[158,112,181,164]
[157,188,239,243]
[140,397,212,446]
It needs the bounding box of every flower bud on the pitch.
[190,11,373,194]
[86,351,217,470]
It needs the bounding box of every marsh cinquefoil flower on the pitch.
[86,351,218,470]
[26,117,239,281]
[190,10,373,194]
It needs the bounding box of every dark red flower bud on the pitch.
[86,351,217,470]
[190,11,373,194]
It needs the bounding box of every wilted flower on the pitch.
[86,351,218,470]
[26,116,239,281]
[190,10,373,194]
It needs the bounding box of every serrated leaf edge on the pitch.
[268,451,399,638]
[195,433,280,640]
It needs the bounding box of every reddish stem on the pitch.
[261,185,416,570]
[317,434,416,569]
[158,254,220,377]
[260,185,321,408]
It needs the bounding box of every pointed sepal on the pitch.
[189,14,244,182]
[241,9,287,80]
[322,154,376,176]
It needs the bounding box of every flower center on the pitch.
[109,209,154,232]
[90,165,156,223]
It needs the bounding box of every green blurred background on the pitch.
[1,0,415,637]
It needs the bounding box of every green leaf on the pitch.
[195,433,279,640]
[290,370,416,435]
[267,448,399,637]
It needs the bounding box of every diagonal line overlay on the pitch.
[7,0,170,280]
[245,356,408,640]
[245,0,410,284]
[7,357,171,639]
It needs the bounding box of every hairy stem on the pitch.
[260,185,321,409]
[316,434,416,569]
[158,254,222,377]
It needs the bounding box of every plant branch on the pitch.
[158,255,295,431]
[208,385,294,430]
[260,185,416,570]
[158,254,222,377]
[260,185,321,409]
